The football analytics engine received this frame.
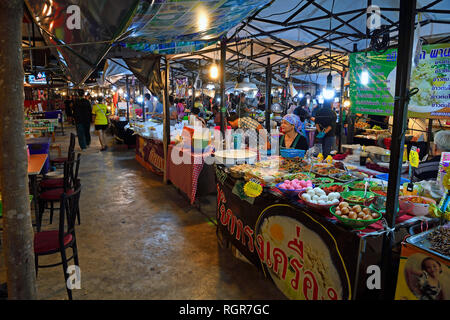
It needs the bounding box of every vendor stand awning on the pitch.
[25,0,272,86]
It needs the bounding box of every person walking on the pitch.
[92,96,110,151]
[315,100,337,157]
[72,89,92,150]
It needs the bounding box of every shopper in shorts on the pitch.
[92,97,110,151]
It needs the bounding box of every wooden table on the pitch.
[28,154,48,231]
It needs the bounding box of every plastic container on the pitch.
[375,173,410,185]
[398,196,436,216]
[276,183,312,198]
[330,205,382,230]
[339,191,377,205]
[280,148,306,158]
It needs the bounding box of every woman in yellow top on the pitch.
[92,97,110,151]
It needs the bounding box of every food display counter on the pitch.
[131,120,172,176]
[215,156,444,300]
[131,120,217,202]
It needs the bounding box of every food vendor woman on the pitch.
[280,114,309,150]
[413,130,450,181]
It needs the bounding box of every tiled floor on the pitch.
[0,124,285,300]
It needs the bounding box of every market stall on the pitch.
[131,120,168,175]
[214,154,447,300]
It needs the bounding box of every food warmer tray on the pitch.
[406,225,449,262]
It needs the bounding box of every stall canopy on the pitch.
[102,59,134,86]
[25,0,272,86]
[169,0,449,87]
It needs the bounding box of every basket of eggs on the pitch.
[330,201,382,230]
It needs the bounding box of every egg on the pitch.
[302,193,311,201]
[364,215,372,220]
[362,208,371,215]
[348,212,357,219]
[319,195,328,201]
[284,180,290,184]
[312,195,319,202]
[311,200,318,204]
[339,202,349,209]
[341,207,349,215]
[353,205,362,213]
[332,198,339,204]
[335,210,342,216]
[371,212,380,219]
[318,200,326,205]
[306,187,313,192]
[307,190,315,196]
[357,212,365,219]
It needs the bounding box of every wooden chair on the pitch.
[38,154,81,231]
[50,133,75,169]
[34,182,81,300]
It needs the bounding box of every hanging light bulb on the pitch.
[344,100,351,108]
[209,64,219,79]
[298,92,304,98]
[323,72,335,100]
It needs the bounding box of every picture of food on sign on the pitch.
[257,214,345,300]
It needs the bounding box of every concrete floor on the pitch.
[1,125,286,300]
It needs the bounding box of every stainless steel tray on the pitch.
[406,225,450,262]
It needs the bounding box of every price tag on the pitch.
[409,146,420,168]
[244,179,263,198]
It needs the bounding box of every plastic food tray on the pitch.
[406,226,449,262]
[375,173,410,185]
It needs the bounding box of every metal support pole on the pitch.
[163,57,171,184]
[265,58,272,134]
[338,72,345,153]
[140,83,145,122]
[191,75,195,110]
[382,0,417,300]
[125,75,130,122]
[427,119,433,153]
[284,77,289,113]
[220,38,227,138]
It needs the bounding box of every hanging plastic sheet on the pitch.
[25,0,140,85]
[120,0,272,54]
[25,0,271,85]
[124,55,163,97]
[103,58,134,85]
